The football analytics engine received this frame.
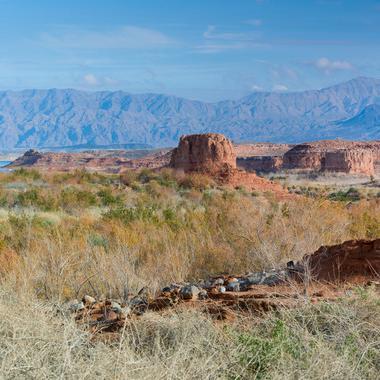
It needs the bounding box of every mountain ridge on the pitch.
[0,76,379,149]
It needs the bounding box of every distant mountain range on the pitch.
[0,76,379,149]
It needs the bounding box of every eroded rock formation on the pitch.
[69,237,380,337]
[8,149,172,173]
[169,133,236,173]
[282,141,378,175]
[296,239,380,282]
[239,140,380,175]
[170,133,289,195]
[237,156,283,173]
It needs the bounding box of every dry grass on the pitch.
[0,168,379,378]
[0,169,378,299]
[0,285,378,379]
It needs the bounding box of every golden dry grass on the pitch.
[0,168,378,299]
[0,168,379,378]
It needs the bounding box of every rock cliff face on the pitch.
[170,133,290,197]
[236,140,380,175]
[322,149,374,175]
[298,239,380,283]
[169,133,236,173]
[237,156,283,173]
[8,149,171,173]
[278,140,380,175]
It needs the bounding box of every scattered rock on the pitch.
[68,238,380,337]
[83,295,96,305]
[179,285,201,300]
[111,301,122,313]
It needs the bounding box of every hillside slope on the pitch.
[0,77,379,148]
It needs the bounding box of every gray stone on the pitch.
[227,282,240,292]
[111,301,122,313]
[179,285,201,300]
[198,289,208,300]
[218,286,226,293]
[213,278,225,286]
[120,305,131,317]
[69,301,85,312]
[82,295,96,305]
[246,272,265,285]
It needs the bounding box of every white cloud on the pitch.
[41,25,175,49]
[197,25,266,53]
[203,25,247,41]
[313,57,353,73]
[250,84,263,91]
[83,74,118,87]
[272,84,288,91]
[83,74,98,86]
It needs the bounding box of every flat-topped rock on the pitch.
[282,140,379,175]
[169,133,236,173]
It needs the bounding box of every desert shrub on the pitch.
[0,169,377,299]
[234,289,380,379]
[120,170,139,186]
[178,172,215,190]
[349,208,380,239]
[103,204,159,225]
[59,187,98,209]
[154,168,179,188]
[137,168,156,184]
[10,168,42,181]
[328,187,361,202]
[51,169,114,186]
[97,188,123,206]
[14,188,56,210]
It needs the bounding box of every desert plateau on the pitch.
[0,1,379,379]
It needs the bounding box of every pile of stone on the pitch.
[67,290,151,334]
[67,269,290,333]
[67,238,380,334]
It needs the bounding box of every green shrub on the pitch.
[103,204,159,225]
[59,188,98,209]
[328,187,361,202]
[97,188,123,206]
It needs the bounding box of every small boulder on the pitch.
[226,281,240,292]
[179,285,201,300]
[82,295,96,305]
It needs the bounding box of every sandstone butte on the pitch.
[238,139,380,175]
[169,133,287,195]
[170,133,237,173]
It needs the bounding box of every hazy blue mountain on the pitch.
[0,77,379,149]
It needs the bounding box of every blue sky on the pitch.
[0,0,379,100]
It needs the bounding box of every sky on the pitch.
[0,0,379,101]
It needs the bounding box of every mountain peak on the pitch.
[345,76,380,87]
[0,78,379,149]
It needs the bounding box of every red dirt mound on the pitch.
[297,238,380,283]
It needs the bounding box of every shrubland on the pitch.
[0,168,379,379]
[0,168,378,299]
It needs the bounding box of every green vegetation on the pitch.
[0,168,378,378]
[0,168,378,298]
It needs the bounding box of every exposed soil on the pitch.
[69,238,380,338]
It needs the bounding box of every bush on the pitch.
[97,188,123,206]
[14,188,56,210]
[10,168,42,181]
[59,188,98,209]
[328,187,361,202]
[178,172,215,191]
